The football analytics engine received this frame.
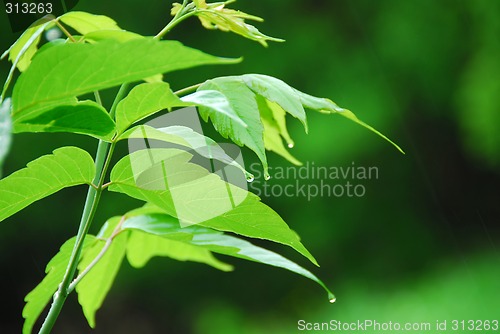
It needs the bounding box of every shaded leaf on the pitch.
[76,233,127,328]
[0,147,95,223]
[12,38,240,117]
[13,100,116,141]
[123,213,332,299]
[127,229,233,271]
[22,236,97,334]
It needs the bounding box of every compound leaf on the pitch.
[109,149,317,265]
[0,147,95,223]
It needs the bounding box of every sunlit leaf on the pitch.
[109,149,317,265]
[115,82,183,134]
[0,147,95,223]
[121,125,250,176]
[59,11,121,35]
[12,38,240,117]
[83,30,144,43]
[181,89,247,127]
[242,74,307,131]
[194,2,284,47]
[115,82,245,135]
[198,78,268,176]
[1,16,55,100]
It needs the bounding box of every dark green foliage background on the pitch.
[1,0,499,333]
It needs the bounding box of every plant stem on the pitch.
[154,1,195,40]
[67,216,125,294]
[38,142,108,334]
[174,82,202,97]
[55,20,76,43]
[37,85,128,334]
[38,4,195,331]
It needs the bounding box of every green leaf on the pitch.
[122,213,332,299]
[115,82,245,135]
[198,78,268,176]
[127,229,233,271]
[181,89,247,128]
[120,125,251,177]
[2,16,55,100]
[294,89,405,154]
[0,98,12,177]
[76,233,128,328]
[335,109,405,154]
[110,148,249,225]
[241,74,307,131]
[194,2,284,47]
[59,11,121,35]
[83,30,144,43]
[199,75,404,162]
[109,149,317,265]
[12,38,240,117]
[13,100,116,141]
[115,82,183,134]
[0,147,95,223]
[22,236,97,334]
[258,97,301,165]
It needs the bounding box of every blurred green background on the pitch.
[1,0,499,333]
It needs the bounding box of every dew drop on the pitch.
[264,174,271,181]
[287,142,294,149]
[329,297,336,303]
[246,173,255,183]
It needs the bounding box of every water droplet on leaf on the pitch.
[246,173,255,183]
[329,297,336,303]
[287,142,294,149]
[264,174,271,181]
